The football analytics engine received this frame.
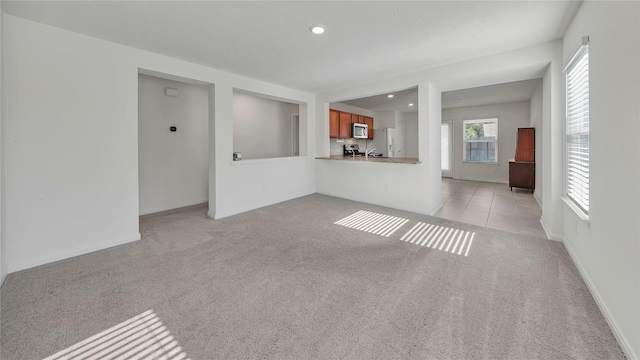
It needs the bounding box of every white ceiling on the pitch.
[442,78,542,110]
[2,1,581,93]
[336,78,541,113]
[340,87,419,113]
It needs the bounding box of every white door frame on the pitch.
[291,114,300,156]
[441,120,453,177]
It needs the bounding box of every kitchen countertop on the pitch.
[315,155,421,164]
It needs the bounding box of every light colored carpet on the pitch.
[0,194,625,359]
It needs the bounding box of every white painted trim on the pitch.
[316,190,432,216]
[7,233,141,273]
[139,199,209,216]
[0,267,7,288]
[533,190,542,208]
[561,196,590,224]
[539,218,562,241]
[461,162,499,166]
[563,239,638,360]
[453,176,509,185]
[210,191,315,220]
[430,203,444,217]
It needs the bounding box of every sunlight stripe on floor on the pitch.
[400,222,475,256]
[44,310,190,360]
[335,210,409,237]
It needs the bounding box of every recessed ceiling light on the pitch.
[408,103,414,107]
[310,25,325,35]
[387,94,394,98]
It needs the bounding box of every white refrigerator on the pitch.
[371,128,396,157]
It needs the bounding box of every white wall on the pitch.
[404,112,419,158]
[443,101,530,183]
[394,114,405,157]
[0,10,6,287]
[529,81,543,205]
[561,2,640,359]
[539,42,565,240]
[233,91,299,160]
[316,41,559,216]
[3,15,315,272]
[138,74,209,215]
[375,111,398,129]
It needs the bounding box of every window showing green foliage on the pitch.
[463,119,498,163]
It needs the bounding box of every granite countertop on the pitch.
[315,155,421,164]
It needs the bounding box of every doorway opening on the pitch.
[292,114,300,156]
[138,71,213,216]
[441,120,453,177]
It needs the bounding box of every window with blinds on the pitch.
[565,41,589,214]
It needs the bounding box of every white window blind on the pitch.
[565,40,589,214]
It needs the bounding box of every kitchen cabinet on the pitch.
[329,110,339,138]
[339,111,352,138]
[364,117,374,139]
[329,110,374,139]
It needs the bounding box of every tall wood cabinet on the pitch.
[509,127,535,192]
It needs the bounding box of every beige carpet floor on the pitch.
[0,194,625,359]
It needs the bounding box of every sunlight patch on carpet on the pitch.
[400,222,475,256]
[335,210,409,237]
[44,310,190,360]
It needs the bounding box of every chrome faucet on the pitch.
[365,148,376,159]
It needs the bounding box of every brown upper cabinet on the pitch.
[329,110,339,138]
[329,109,374,139]
[338,111,352,139]
[364,117,374,139]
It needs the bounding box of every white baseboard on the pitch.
[429,203,444,217]
[210,192,315,220]
[563,240,638,360]
[0,266,7,288]
[315,190,431,216]
[139,198,209,216]
[7,233,141,273]
[452,176,509,184]
[539,217,562,241]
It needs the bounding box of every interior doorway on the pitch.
[138,72,211,215]
[292,114,300,156]
[441,120,453,177]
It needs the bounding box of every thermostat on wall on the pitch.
[170,126,177,132]
[165,87,179,97]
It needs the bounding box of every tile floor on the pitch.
[434,178,547,238]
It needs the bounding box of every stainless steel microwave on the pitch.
[352,123,368,139]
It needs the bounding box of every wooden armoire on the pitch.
[509,128,535,192]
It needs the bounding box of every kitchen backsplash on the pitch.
[330,138,371,155]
